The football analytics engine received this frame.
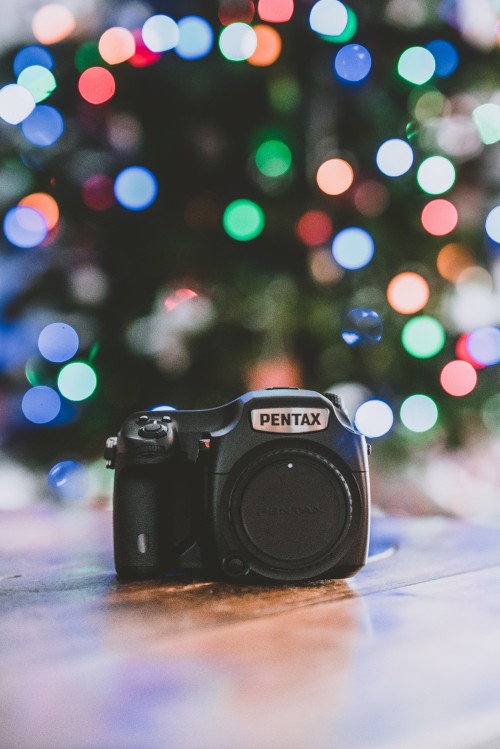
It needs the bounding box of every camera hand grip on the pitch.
[113,464,171,579]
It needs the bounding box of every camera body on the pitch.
[106,388,371,583]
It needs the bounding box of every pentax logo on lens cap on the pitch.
[251,407,330,433]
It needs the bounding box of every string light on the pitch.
[255,139,292,177]
[114,166,158,211]
[32,4,76,45]
[295,210,332,246]
[436,243,475,283]
[19,193,59,230]
[223,199,265,240]
[331,227,374,269]
[440,360,477,396]
[466,326,500,366]
[334,44,372,83]
[425,40,459,77]
[400,394,438,432]
[3,206,48,248]
[316,158,354,195]
[219,0,255,25]
[421,199,458,236]
[78,67,116,105]
[472,103,500,146]
[485,205,500,243]
[13,46,54,76]
[387,272,429,314]
[376,138,413,177]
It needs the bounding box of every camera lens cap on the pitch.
[230,448,351,568]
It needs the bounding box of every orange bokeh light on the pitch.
[19,193,59,230]
[32,4,76,45]
[387,272,430,314]
[98,27,136,65]
[436,242,475,283]
[421,199,458,236]
[248,25,282,66]
[440,360,477,396]
[316,158,354,196]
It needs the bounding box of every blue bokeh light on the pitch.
[334,44,372,83]
[13,46,54,76]
[342,308,383,346]
[425,40,459,78]
[22,385,61,424]
[331,227,375,269]
[21,105,64,147]
[467,327,500,367]
[38,323,79,363]
[3,206,48,248]
[114,166,158,210]
[176,16,214,60]
[48,460,89,501]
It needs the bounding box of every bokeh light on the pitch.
[114,166,158,211]
[436,243,475,283]
[425,40,459,78]
[485,205,500,243]
[78,67,116,105]
[255,139,292,177]
[38,323,79,363]
[223,199,265,240]
[142,15,179,52]
[3,206,48,248]
[248,25,282,66]
[258,0,294,23]
[334,44,372,83]
[417,156,456,195]
[421,199,458,236]
[57,362,97,401]
[32,4,76,45]
[128,29,162,67]
[295,210,332,246]
[19,193,59,230]
[13,46,54,76]
[219,0,255,25]
[353,180,389,217]
[354,399,394,438]
[82,174,116,211]
[401,316,445,358]
[176,16,214,60]
[98,27,136,65]
[376,139,413,177]
[387,272,429,314]
[17,66,56,103]
[22,385,61,424]
[321,6,357,43]
[74,41,102,73]
[309,0,348,36]
[472,103,500,146]
[331,227,374,269]
[316,158,354,195]
[341,308,383,346]
[397,47,435,85]
[455,333,484,369]
[219,23,257,61]
[0,84,35,124]
[21,105,64,147]
[466,326,500,367]
[400,394,438,432]
[48,460,89,501]
[440,360,477,396]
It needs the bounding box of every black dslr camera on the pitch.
[105,388,371,583]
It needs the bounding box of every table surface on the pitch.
[1,507,500,749]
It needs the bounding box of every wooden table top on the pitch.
[1,507,500,749]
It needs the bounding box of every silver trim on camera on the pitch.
[251,407,330,433]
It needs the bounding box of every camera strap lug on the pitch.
[104,436,118,469]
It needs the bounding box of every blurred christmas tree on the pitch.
[0,0,499,482]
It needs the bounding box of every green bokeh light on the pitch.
[320,7,358,43]
[17,66,56,103]
[397,47,435,85]
[255,140,292,178]
[268,76,301,114]
[223,199,265,241]
[472,103,500,145]
[402,316,446,358]
[75,41,104,72]
[57,362,97,401]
